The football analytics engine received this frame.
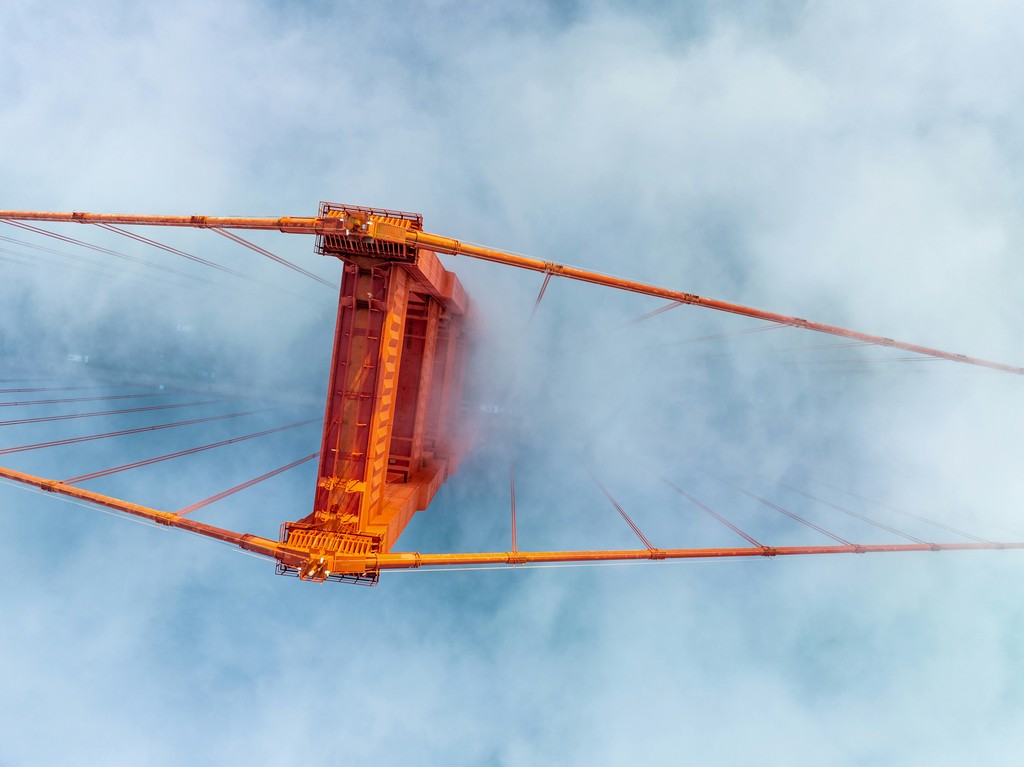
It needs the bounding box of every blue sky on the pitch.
[2,1,1024,764]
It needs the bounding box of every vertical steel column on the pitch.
[310,262,407,531]
[409,299,442,468]
[362,267,409,527]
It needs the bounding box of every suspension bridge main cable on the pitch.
[2,457,1022,575]
[2,206,1022,579]
[3,209,1017,374]
[393,230,1024,376]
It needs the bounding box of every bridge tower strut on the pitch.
[281,203,470,583]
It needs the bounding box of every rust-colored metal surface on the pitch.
[280,203,471,583]
[2,206,1020,374]
[4,461,1022,577]
[2,203,1022,585]
[0,463,299,565]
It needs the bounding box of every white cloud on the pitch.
[1,1,1023,764]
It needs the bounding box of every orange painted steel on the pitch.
[2,203,1023,585]
[281,203,471,582]
[0,463,302,566]
[358,541,1024,572]
[14,460,1019,579]
[0,211,334,232]
[0,204,472,584]
[6,462,1023,579]
[2,207,1021,374]
[397,229,1024,375]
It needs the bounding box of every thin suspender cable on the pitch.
[0,392,170,408]
[656,323,787,347]
[810,480,992,543]
[701,469,854,546]
[0,385,106,394]
[94,223,252,280]
[526,273,552,328]
[0,253,207,298]
[510,463,518,554]
[175,452,318,516]
[0,241,196,293]
[0,409,271,456]
[3,210,1021,374]
[765,341,873,353]
[96,223,316,302]
[0,233,145,273]
[64,418,319,483]
[0,237,130,275]
[780,484,928,544]
[211,229,335,289]
[588,469,656,550]
[1,220,219,286]
[3,220,320,302]
[662,478,763,548]
[0,248,118,281]
[624,300,683,327]
[0,400,222,428]
[779,357,948,366]
[0,232,258,298]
